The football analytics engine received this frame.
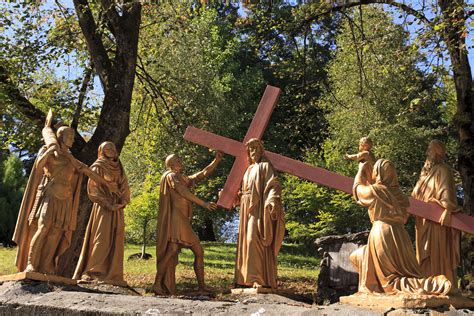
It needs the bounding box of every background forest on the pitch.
[0,1,472,276]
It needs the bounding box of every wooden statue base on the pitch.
[231,287,294,295]
[340,292,474,311]
[0,272,77,286]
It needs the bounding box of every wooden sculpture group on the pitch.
[7,86,473,306]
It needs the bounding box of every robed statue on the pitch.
[13,110,116,275]
[153,152,222,295]
[74,141,130,285]
[350,159,452,295]
[234,138,285,290]
[412,140,460,291]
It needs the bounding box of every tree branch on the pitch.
[73,0,112,88]
[71,63,93,130]
[0,66,45,130]
[302,0,433,29]
[0,65,87,149]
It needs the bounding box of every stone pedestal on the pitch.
[314,231,369,304]
[0,272,77,285]
[340,292,474,312]
[230,287,294,295]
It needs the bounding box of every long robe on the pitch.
[154,170,204,294]
[235,161,285,289]
[12,146,83,272]
[73,157,130,285]
[350,160,451,295]
[412,162,461,288]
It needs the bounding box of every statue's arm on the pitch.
[64,153,119,193]
[35,146,56,170]
[190,151,223,184]
[353,161,374,206]
[173,177,216,211]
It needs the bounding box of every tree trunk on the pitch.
[439,0,474,216]
[57,2,141,277]
[141,219,147,259]
[199,218,216,241]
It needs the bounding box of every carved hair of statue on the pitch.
[359,136,373,151]
[165,154,179,170]
[428,139,446,162]
[56,126,75,143]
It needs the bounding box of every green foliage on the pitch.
[125,182,159,250]
[0,154,25,246]
[282,7,453,244]
[122,4,265,240]
[0,2,99,155]
[319,7,452,189]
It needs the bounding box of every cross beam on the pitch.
[184,126,474,234]
[183,85,474,235]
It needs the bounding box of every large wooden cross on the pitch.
[184,85,474,235]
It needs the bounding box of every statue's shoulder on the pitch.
[436,162,454,174]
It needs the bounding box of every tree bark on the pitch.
[198,218,217,241]
[438,0,474,216]
[57,1,141,277]
[141,219,147,258]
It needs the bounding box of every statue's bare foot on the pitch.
[252,282,263,289]
[24,264,36,273]
[152,283,167,296]
[78,275,94,284]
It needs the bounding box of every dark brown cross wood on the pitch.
[184,85,474,235]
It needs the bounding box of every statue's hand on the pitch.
[215,151,223,161]
[206,201,217,211]
[439,209,451,227]
[344,153,350,160]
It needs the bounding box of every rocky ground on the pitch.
[0,281,473,315]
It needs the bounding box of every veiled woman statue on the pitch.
[350,159,451,295]
[234,138,285,290]
[73,141,130,286]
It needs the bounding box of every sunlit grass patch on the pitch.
[1,242,319,295]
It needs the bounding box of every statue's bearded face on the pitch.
[248,144,262,164]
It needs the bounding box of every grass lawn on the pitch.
[0,242,319,295]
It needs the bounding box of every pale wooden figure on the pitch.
[73,141,130,286]
[344,136,376,185]
[13,112,117,275]
[152,152,222,295]
[350,159,451,295]
[234,138,285,290]
[412,140,461,290]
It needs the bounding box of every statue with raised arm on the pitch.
[12,110,116,275]
[349,159,451,295]
[344,136,376,185]
[234,138,285,290]
[73,141,130,286]
[152,152,222,295]
[412,140,461,290]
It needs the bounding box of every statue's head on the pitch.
[165,154,183,173]
[426,140,446,164]
[372,159,399,188]
[56,126,75,148]
[98,141,118,160]
[358,136,373,152]
[246,138,264,164]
